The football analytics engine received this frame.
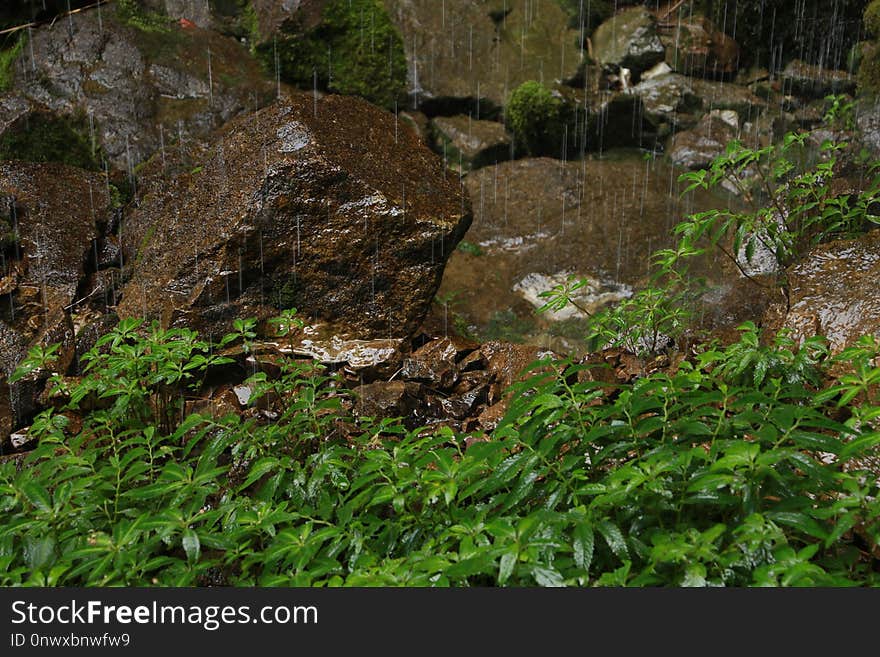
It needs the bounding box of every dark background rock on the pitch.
[6,4,272,170]
[384,0,582,116]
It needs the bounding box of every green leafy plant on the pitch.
[677,132,880,285]
[3,315,879,586]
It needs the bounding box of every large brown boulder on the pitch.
[118,92,471,341]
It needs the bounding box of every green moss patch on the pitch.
[0,34,24,92]
[506,80,573,157]
[0,113,102,171]
[555,0,612,36]
[115,0,172,34]
[252,0,406,109]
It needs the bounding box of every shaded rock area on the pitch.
[629,69,765,139]
[592,7,665,77]
[781,60,857,99]
[118,92,472,341]
[349,336,559,432]
[0,162,111,444]
[6,4,272,169]
[658,14,740,78]
[781,230,880,353]
[384,0,582,115]
[667,109,738,170]
[430,115,512,171]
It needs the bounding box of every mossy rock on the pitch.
[0,112,102,171]
[506,81,574,157]
[866,0,880,37]
[0,34,24,92]
[251,0,406,109]
[858,42,880,97]
[555,0,613,36]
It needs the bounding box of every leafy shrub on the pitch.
[2,316,879,586]
[506,81,572,157]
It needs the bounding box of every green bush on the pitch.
[253,0,406,110]
[506,81,571,157]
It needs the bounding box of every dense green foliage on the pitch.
[2,93,880,587]
[506,81,572,157]
[0,112,103,171]
[2,314,879,586]
[252,0,406,110]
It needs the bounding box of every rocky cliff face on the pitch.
[7,4,271,169]
[0,162,111,442]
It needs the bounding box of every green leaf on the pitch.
[531,566,565,587]
[24,534,56,571]
[21,483,53,513]
[238,457,281,491]
[572,523,595,572]
[182,529,200,562]
[597,520,629,560]
[766,512,829,541]
[498,551,517,585]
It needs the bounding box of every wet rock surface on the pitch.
[592,8,665,77]
[118,92,472,341]
[629,72,765,137]
[430,115,512,172]
[782,230,880,353]
[667,110,738,170]
[0,162,110,444]
[781,60,857,99]
[438,154,727,347]
[658,14,740,78]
